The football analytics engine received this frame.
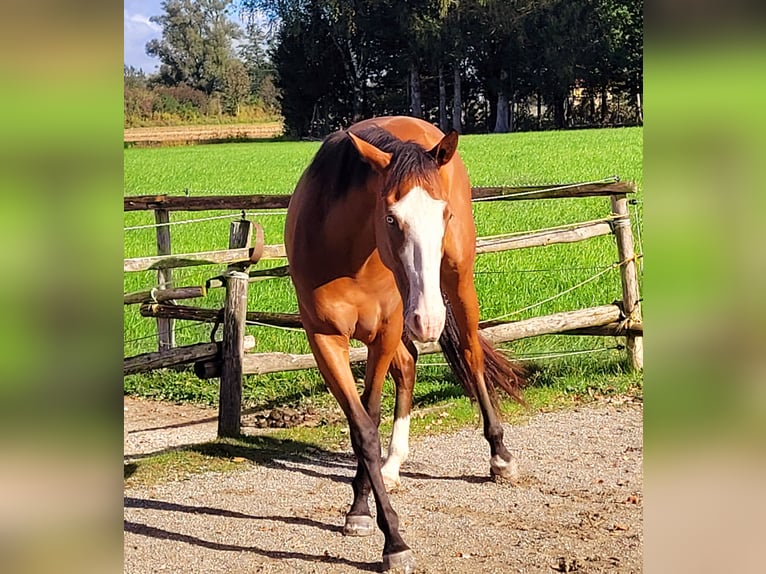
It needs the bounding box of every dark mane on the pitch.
[305,125,439,203]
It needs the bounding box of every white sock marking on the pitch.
[490,453,520,480]
[381,415,411,488]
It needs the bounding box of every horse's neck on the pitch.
[320,185,378,262]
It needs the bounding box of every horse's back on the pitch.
[350,116,445,150]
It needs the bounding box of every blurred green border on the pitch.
[0,4,126,574]
[2,2,766,570]
[645,38,766,448]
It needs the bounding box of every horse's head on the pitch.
[347,128,459,343]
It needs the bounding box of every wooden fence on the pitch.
[124,180,642,437]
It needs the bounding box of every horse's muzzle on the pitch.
[405,306,446,343]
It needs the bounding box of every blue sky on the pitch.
[124,0,164,72]
[124,0,250,73]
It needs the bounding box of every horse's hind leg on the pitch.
[306,331,415,570]
[381,339,417,490]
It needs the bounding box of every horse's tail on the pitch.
[438,299,526,409]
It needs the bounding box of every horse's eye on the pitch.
[385,215,396,226]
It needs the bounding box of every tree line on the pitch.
[124,0,278,127]
[249,0,642,137]
[125,0,642,136]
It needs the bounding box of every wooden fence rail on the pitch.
[191,304,627,378]
[123,180,642,437]
[123,218,620,273]
[123,181,635,212]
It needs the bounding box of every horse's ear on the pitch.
[347,131,392,172]
[428,130,459,167]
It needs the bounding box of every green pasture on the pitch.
[124,127,643,421]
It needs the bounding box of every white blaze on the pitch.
[389,186,447,342]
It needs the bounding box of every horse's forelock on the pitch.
[307,125,442,204]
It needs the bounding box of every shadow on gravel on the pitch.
[124,463,137,480]
[191,435,348,463]
[124,519,378,572]
[400,470,489,484]
[128,415,218,434]
[128,433,495,486]
[124,497,341,533]
[127,434,347,464]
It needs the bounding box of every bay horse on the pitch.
[285,116,525,572]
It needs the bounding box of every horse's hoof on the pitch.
[382,473,401,492]
[490,454,520,484]
[343,514,375,537]
[382,549,416,573]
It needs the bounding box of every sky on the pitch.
[124,0,250,73]
[124,0,164,72]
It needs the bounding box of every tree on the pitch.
[269,2,353,136]
[238,15,273,97]
[124,65,147,89]
[598,0,642,123]
[236,0,642,136]
[222,59,251,114]
[146,0,242,95]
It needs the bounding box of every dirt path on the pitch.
[124,123,283,145]
[124,397,642,573]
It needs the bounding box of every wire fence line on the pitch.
[480,259,624,323]
[416,344,623,366]
[477,213,624,241]
[123,176,621,231]
[471,175,620,202]
[124,210,288,232]
[630,198,644,276]
[474,266,610,274]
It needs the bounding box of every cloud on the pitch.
[124,8,162,71]
[124,10,161,34]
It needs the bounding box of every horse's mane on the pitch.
[305,125,439,203]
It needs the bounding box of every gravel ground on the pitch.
[124,397,643,573]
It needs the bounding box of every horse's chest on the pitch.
[312,277,401,344]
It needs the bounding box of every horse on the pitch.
[284,116,525,572]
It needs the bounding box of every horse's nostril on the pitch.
[407,312,443,343]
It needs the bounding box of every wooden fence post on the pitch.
[218,220,253,438]
[154,208,175,351]
[611,194,643,371]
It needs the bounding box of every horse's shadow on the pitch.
[125,433,494,487]
[124,489,379,570]
[124,496,341,533]
[399,470,490,484]
[123,517,378,572]
[125,435,492,569]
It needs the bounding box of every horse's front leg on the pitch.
[344,334,394,536]
[305,331,415,571]
[440,265,520,481]
[381,339,417,491]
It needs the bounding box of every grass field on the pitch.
[124,127,643,422]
